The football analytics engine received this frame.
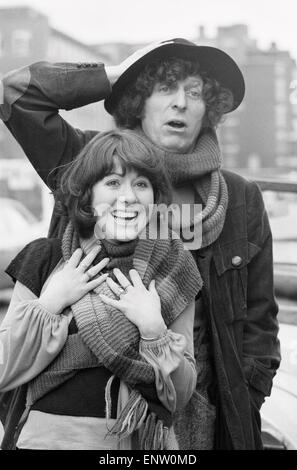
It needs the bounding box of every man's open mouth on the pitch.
[166,120,186,129]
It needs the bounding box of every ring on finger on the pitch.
[80,263,89,271]
[85,270,93,280]
[123,284,132,294]
[118,287,125,298]
[118,285,132,298]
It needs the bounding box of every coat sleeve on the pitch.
[0,61,111,186]
[243,181,281,407]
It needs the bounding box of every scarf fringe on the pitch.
[138,413,169,450]
[105,376,168,450]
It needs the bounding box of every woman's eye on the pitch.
[106,179,120,187]
[135,180,148,188]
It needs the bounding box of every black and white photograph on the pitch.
[0,0,296,454]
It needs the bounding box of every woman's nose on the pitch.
[119,184,137,203]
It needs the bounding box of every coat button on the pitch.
[231,256,242,267]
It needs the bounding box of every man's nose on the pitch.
[171,87,186,110]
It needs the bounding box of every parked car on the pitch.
[0,197,47,291]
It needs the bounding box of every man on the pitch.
[0,38,280,449]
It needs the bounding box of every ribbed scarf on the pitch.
[135,127,228,248]
[27,221,202,449]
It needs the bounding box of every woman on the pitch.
[0,129,201,450]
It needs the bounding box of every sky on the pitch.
[0,0,297,60]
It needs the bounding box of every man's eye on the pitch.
[187,89,202,98]
[159,84,170,93]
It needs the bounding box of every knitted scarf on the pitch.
[27,221,202,449]
[135,127,228,248]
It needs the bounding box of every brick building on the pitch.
[1,8,297,214]
[0,6,113,219]
[196,24,297,170]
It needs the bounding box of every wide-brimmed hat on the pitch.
[104,38,245,115]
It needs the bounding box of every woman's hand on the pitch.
[99,268,167,339]
[39,246,109,315]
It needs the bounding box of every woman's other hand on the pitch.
[39,247,109,314]
[99,268,167,339]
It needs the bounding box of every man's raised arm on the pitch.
[0,42,169,186]
[0,61,111,186]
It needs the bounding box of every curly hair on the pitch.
[113,57,234,129]
[55,129,172,238]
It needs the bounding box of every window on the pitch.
[11,30,32,57]
[275,104,287,128]
[274,61,286,77]
[275,77,287,102]
[220,37,237,48]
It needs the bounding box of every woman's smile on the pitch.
[112,209,139,222]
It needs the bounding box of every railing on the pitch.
[251,178,297,193]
